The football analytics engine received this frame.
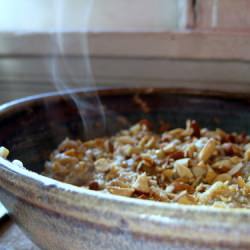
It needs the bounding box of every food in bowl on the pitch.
[42,119,250,208]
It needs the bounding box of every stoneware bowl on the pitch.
[1,87,250,250]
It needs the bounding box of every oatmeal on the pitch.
[43,120,250,208]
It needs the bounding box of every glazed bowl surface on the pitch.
[1,87,250,250]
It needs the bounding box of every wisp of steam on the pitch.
[51,0,106,138]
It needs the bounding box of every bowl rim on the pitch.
[1,85,250,114]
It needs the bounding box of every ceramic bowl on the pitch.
[1,87,250,250]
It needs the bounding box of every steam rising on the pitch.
[51,0,106,138]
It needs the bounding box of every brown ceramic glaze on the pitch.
[1,87,250,250]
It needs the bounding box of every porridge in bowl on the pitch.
[43,119,250,208]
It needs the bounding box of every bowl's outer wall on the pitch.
[1,161,250,250]
[0,188,211,250]
[1,88,250,250]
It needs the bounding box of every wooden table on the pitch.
[0,216,39,250]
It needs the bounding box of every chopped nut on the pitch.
[173,190,187,200]
[163,142,177,153]
[116,136,135,145]
[174,159,193,178]
[231,144,242,156]
[155,149,165,158]
[12,159,24,168]
[176,192,197,205]
[107,186,135,197]
[168,151,184,160]
[64,149,77,157]
[165,185,175,193]
[244,149,250,161]
[172,181,194,193]
[184,144,197,158]
[133,174,150,193]
[174,158,189,168]
[192,165,207,178]
[214,173,232,183]
[138,135,150,148]
[212,159,231,169]
[212,201,228,208]
[105,166,119,181]
[168,128,185,137]
[150,186,169,201]
[194,138,208,149]
[198,181,229,203]
[144,136,157,149]
[244,143,250,150]
[227,162,244,176]
[83,138,105,148]
[204,166,217,184]
[198,139,217,162]
[163,169,174,179]
[136,159,154,174]
[230,156,241,165]
[130,123,141,135]
[88,181,101,190]
[94,158,112,172]
[223,143,242,157]
[190,120,201,138]
[120,145,133,157]
[161,132,173,142]
[0,146,9,159]
[222,143,234,156]
[197,161,206,168]
[236,176,245,189]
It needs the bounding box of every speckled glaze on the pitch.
[1,87,250,250]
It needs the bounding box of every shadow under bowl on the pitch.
[0,87,250,250]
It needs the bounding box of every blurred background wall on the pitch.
[0,0,250,103]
